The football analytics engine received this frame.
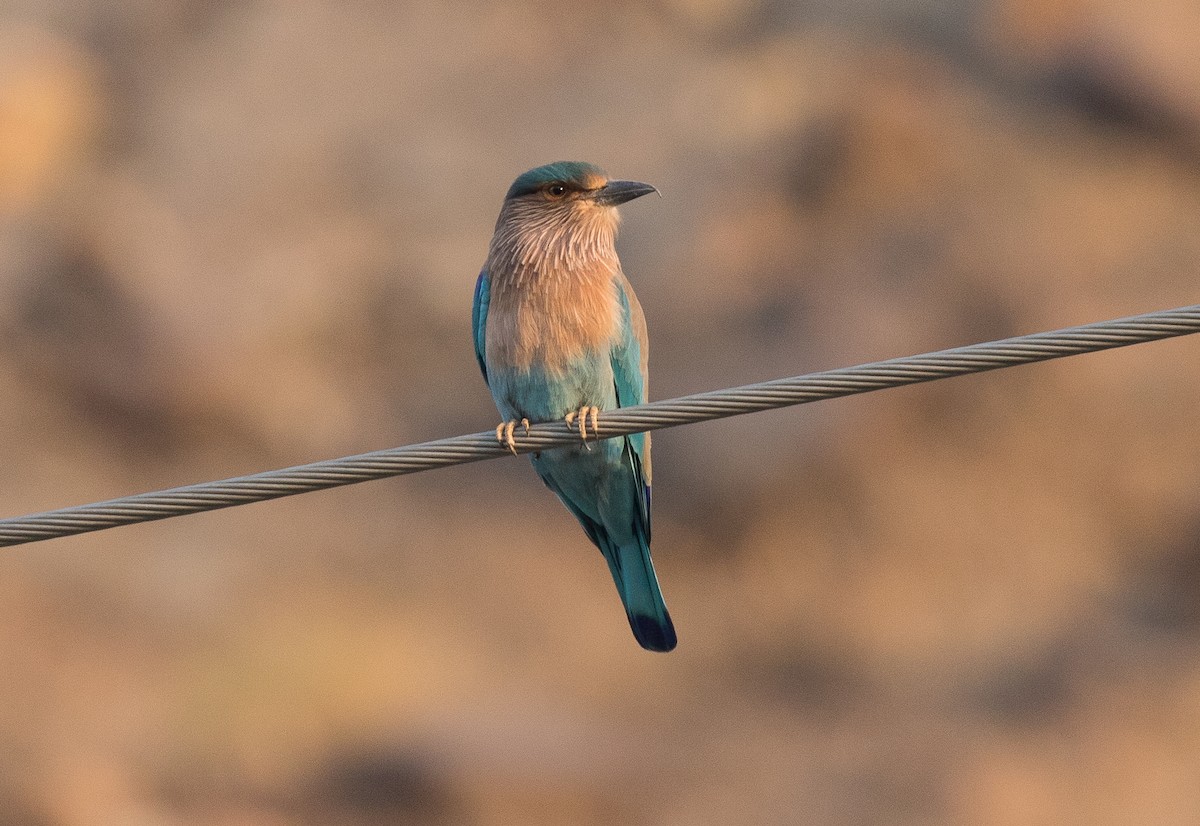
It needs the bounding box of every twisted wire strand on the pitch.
[2,304,1198,548]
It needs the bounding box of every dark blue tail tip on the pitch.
[630,613,678,653]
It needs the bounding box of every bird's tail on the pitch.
[600,533,677,653]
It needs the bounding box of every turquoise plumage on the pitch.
[472,162,676,652]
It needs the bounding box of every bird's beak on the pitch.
[592,180,658,206]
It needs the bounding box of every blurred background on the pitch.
[2,0,1200,823]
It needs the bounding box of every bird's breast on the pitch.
[485,266,621,376]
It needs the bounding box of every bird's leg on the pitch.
[495,418,531,454]
[564,406,602,443]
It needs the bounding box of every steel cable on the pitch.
[2,304,1198,547]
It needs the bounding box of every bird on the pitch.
[471,161,676,652]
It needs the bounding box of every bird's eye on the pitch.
[546,183,567,198]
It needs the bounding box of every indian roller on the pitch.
[472,161,676,652]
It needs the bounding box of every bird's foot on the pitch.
[495,418,531,454]
[564,406,601,443]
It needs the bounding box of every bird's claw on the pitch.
[564,406,601,443]
[495,418,530,454]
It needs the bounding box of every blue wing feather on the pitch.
[471,269,491,384]
[611,280,651,540]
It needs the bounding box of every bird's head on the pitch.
[502,161,658,209]
[490,162,657,273]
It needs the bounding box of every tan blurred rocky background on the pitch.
[2,0,1200,823]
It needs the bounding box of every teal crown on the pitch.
[505,161,607,200]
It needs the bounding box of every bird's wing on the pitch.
[471,269,491,384]
[611,274,652,538]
